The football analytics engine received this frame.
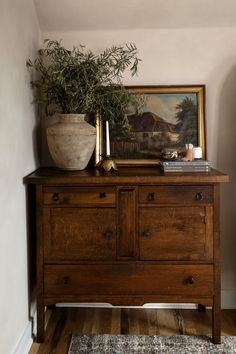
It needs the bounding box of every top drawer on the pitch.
[139,185,213,204]
[43,186,116,206]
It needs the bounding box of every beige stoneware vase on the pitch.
[46,114,96,170]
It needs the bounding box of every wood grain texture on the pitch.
[23,167,229,343]
[139,206,213,261]
[44,264,213,296]
[118,188,137,258]
[43,186,116,206]
[43,208,116,261]
[212,184,221,344]
[29,308,236,354]
[24,167,229,185]
[138,185,213,204]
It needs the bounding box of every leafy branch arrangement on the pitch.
[27,39,143,126]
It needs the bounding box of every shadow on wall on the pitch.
[32,104,42,166]
[41,114,56,167]
[217,64,236,291]
[25,88,42,335]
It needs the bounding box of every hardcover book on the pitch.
[160,160,211,172]
[161,160,210,167]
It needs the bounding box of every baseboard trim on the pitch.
[13,307,37,354]
[13,322,33,354]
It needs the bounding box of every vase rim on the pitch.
[58,113,85,123]
[58,113,85,116]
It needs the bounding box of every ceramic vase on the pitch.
[46,114,96,170]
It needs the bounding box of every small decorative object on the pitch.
[193,146,203,159]
[161,148,178,160]
[105,121,110,156]
[98,121,117,172]
[182,143,194,161]
[99,156,118,172]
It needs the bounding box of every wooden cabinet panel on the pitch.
[139,206,213,261]
[44,264,213,296]
[24,167,228,343]
[43,186,116,206]
[118,188,137,258]
[43,208,116,261]
[139,185,213,204]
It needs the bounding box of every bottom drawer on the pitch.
[44,264,213,296]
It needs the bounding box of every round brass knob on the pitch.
[142,229,151,237]
[147,192,155,201]
[187,276,195,285]
[63,276,70,285]
[99,192,106,199]
[104,230,114,239]
[195,192,203,201]
[52,193,59,201]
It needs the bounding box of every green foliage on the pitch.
[175,97,198,145]
[27,39,143,124]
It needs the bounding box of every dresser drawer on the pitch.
[44,264,213,297]
[43,186,116,206]
[139,185,213,204]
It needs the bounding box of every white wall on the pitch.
[42,28,236,307]
[0,0,40,353]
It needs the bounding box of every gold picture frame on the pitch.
[95,85,206,166]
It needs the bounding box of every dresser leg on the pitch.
[212,297,221,344]
[36,300,45,343]
[197,304,206,312]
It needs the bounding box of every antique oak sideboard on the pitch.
[24,167,228,343]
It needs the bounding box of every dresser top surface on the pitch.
[24,167,229,185]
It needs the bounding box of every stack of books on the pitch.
[160,160,211,173]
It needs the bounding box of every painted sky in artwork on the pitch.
[138,93,197,125]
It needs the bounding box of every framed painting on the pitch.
[95,85,206,166]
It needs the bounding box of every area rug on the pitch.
[68,334,236,354]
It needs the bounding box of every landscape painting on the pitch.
[96,85,206,166]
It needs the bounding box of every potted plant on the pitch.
[27,39,142,170]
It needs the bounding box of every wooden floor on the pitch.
[29,307,236,354]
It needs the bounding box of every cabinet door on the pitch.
[43,208,116,261]
[139,206,213,261]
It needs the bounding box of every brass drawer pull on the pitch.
[63,276,70,285]
[147,192,155,201]
[195,192,203,201]
[99,192,106,199]
[52,193,59,202]
[142,228,151,237]
[186,276,195,285]
[104,229,114,239]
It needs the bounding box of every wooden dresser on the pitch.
[24,167,228,343]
